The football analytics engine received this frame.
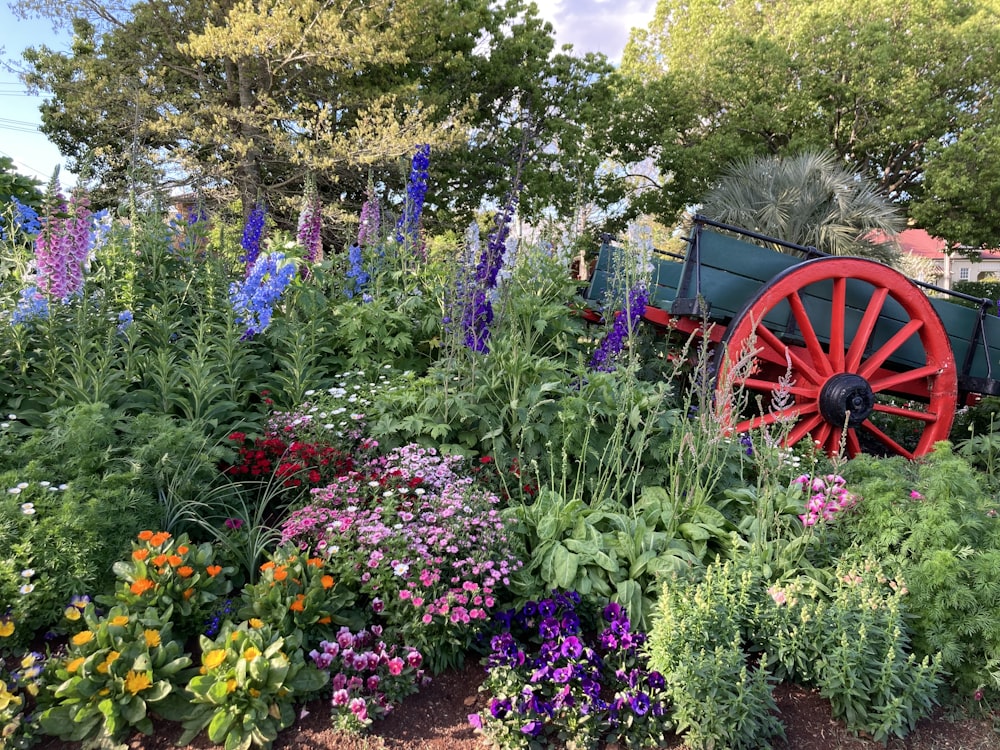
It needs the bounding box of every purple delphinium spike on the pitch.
[395,144,430,254]
[240,202,266,272]
[461,188,519,354]
[589,286,648,372]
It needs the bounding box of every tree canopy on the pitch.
[15,0,620,242]
[618,0,1000,246]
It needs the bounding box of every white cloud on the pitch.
[533,0,658,61]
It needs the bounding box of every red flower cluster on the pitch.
[469,455,536,501]
[224,432,354,488]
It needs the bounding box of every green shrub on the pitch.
[646,562,783,750]
[0,470,162,645]
[838,443,1000,696]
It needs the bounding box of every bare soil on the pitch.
[35,663,1000,750]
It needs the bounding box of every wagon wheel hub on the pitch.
[819,373,874,428]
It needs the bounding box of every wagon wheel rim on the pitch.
[715,256,957,459]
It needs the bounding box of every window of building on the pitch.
[959,267,970,281]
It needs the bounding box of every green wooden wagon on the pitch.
[586,215,1000,459]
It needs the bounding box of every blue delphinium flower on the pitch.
[240,203,266,271]
[589,285,649,372]
[2,198,42,241]
[11,286,49,325]
[345,243,370,299]
[461,190,519,353]
[229,251,297,339]
[116,310,134,334]
[396,144,430,251]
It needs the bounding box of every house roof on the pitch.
[872,228,1000,261]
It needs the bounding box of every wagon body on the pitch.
[587,216,1000,458]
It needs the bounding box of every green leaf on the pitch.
[552,544,579,589]
[208,707,237,743]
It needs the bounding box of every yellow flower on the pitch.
[226,678,237,694]
[109,615,130,627]
[124,670,152,694]
[97,650,121,673]
[66,656,86,674]
[64,606,82,621]
[71,630,94,646]
[203,649,227,670]
[0,621,14,637]
[0,680,22,711]
[144,629,161,648]
[99,688,111,696]
[243,647,261,661]
[248,618,264,629]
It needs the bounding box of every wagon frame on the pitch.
[586,215,1000,459]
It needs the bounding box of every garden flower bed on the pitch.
[4,156,1000,750]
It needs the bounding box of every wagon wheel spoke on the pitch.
[813,422,833,453]
[829,278,847,371]
[788,291,833,377]
[859,419,916,460]
[737,376,816,400]
[871,401,939,424]
[733,402,818,434]
[844,428,862,458]
[868,364,941,395]
[754,323,825,385]
[858,319,924,379]
[846,287,889,372]
[785,413,825,446]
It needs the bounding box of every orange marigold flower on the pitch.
[124,670,152,694]
[226,678,238,694]
[321,575,334,590]
[204,649,227,669]
[130,578,155,596]
[260,561,276,571]
[183,588,194,600]
[153,554,168,567]
[132,548,150,561]
[206,565,222,577]
[176,545,189,555]
[138,530,154,541]
[289,594,306,613]
[177,566,194,578]
[307,557,323,568]
[71,630,94,646]
[273,567,289,582]
[149,532,170,547]
[317,616,332,625]
[167,555,183,567]
[66,656,85,673]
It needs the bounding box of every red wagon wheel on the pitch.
[716,257,957,459]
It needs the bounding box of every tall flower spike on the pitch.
[462,186,519,354]
[589,285,649,372]
[357,181,380,248]
[297,175,323,266]
[240,202,266,272]
[229,252,298,339]
[395,144,430,253]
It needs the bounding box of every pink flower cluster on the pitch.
[281,444,524,669]
[35,189,92,300]
[796,473,856,527]
[308,625,425,730]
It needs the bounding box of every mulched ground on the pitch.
[32,663,1000,750]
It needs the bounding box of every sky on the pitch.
[0,0,659,190]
